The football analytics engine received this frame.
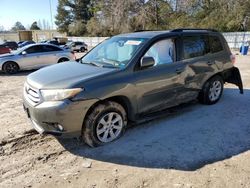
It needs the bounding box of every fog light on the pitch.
[44,122,64,132]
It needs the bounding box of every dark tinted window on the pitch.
[25,46,44,54]
[75,42,83,45]
[209,36,223,53]
[42,45,62,52]
[182,36,209,59]
[5,42,16,45]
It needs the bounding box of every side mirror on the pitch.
[21,51,27,55]
[140,56,155,69]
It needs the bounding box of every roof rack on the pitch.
[134,30,159,32]
[171,28,218,32]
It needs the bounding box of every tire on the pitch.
[82,101,127,147]
[80,47,86,52]
[58,58,69,63]
[198,75,224,105]
[3,61,19,74]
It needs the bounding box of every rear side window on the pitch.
[75,42,82,45]
[209,36,223,53]
[182,36,209,59]
[26,46,44,54]
[43,45,62,52]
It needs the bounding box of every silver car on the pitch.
[64,41,88,52]
[0,44,75,74]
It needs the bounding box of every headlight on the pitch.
[40,88,83,101]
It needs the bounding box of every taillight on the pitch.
[230,54,236,64]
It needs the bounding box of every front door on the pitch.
[134,38,187,114]
[18,45,45,69]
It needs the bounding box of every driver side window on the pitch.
[143,39,175,66]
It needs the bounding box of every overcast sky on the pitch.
[0,0,58,30]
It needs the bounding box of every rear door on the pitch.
[40,45,63,65]
[177,34,217,100]
[75,42,82,51]
[72,42,77,51]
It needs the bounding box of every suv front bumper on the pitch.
[23,97,98,137]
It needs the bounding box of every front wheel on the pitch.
[82,101,127,147]
[3,61,19,74]
[198,75,224,105]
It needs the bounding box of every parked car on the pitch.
[0,43,75,74]
[0,45,11,55]
[18,41,24,45]
[64,41,88,52]
[46,40,60,46]
[1,41,18,50]
[23,29,243,147]
[18,41,35,48]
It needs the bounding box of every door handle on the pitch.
[176,67,185,74]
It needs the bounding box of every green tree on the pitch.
[55,0,73,34]
[68,20,87,36]
[55,0,250,36]
[11,21,26,31]
[65,0,93,22]
[30,21,41,30]
[55,0,92,35]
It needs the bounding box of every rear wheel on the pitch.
[3,61,19,74]
[82,101,127,147]
[198,75,224,105]
[80,47,86,52]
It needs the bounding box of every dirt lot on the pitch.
[0,52,250,188]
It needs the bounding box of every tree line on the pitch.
[55,0,250,36]
[1,19,52,33]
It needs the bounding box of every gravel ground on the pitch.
[0,52,249,188]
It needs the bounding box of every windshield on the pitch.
[65,42,73,46]
[11,46,27,54]
[81,37,147,68]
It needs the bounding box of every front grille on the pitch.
[24,83,40,104]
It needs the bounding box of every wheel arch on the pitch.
[202,72,224,89]
[57,56,70,63]
[83,95,135,128]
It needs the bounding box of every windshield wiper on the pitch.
[81,61,102,67]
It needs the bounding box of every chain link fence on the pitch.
[68,32,250,50]
[222,32,250,49]
[1,31,249,50]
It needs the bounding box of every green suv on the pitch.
[23,29,243,147]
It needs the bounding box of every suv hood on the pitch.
[27,61,115,89]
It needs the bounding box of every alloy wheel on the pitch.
[96,112,123,143]
[208,80,222,101]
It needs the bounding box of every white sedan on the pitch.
[0,43,75,74]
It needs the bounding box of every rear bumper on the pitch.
[23,97,98,138]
